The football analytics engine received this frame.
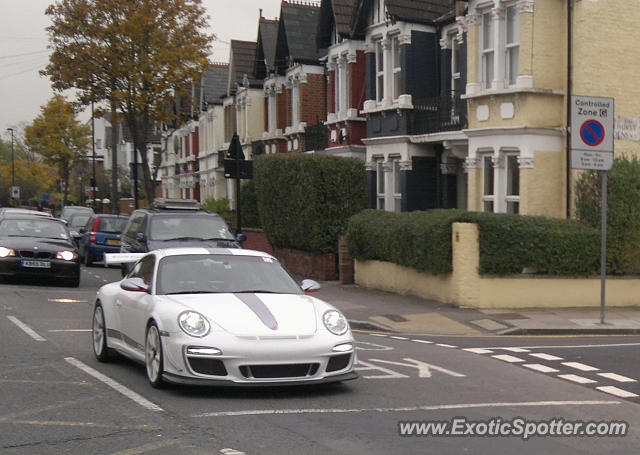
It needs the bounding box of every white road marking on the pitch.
[191,400,620,418]
[48,329,92,332]
[64,357,163,412]
[463,348,493,354]
[501,347,530,353]
[492,354,525,363]
[523,364,559,373]
[7,316,46,341]
[369,333,388,337]
[529,353,563,361]
[597,373,637,383]
[390,336,409,340]
[220,449,247,455]
[596,386,639,398]
[562,362,599,372]
[411,339,434,344]
[355,341,394,351]
[481,342,640,350]
[369,358,466,378]
[354,360,409,379]
[558,374,597,384]
[435,343,457,348]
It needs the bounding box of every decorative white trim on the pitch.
[399,160,413,171]
[464,157,481,169]
[467,13,481,26]
[500,102,515,119]
[398,33,412,45]
[440,163,458,175]
[491,155,505,169]
[518,156,534,168]
[518,0,534,13]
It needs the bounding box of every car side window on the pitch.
[128,255,155,286]
[125,213,144,238]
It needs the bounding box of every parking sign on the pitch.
[571,95,614,170]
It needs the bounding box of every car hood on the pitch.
[0,236,75,251]
[162,293,317,337]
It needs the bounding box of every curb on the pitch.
[498,327,640,336]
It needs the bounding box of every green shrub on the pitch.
[239,179,261,229]
[576,156,640,274]
[201,197,233,225]
[253,154,366,254]
[347,209,601,276]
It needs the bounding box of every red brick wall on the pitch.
[277,89,289,130]
[301,73,326,126]
[274,247,338,281]
[242,229,273,255]
[193,127,199,157]
[350,51,366,111]
[328,70,335,114]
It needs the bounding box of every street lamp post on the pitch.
[6,128,15,206]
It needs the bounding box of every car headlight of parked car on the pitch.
[178,311,210,337]
[323,310,348,336]
[56,251,77,261]
[0,247,16,258]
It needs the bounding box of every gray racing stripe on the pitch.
[234,293,278,330]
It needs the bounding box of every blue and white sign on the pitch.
[11,186,19,199]
[571,95,614,170]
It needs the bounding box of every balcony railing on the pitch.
[304,122,329,152]
[409,92,467,135]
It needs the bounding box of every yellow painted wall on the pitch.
[467,93,564,130]
[523,150,565,217]
[355,223,640,308]
[530,0,565,91]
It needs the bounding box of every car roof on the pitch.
[0,214,65,223]
[0,208,52,217]
[150,247,274,260]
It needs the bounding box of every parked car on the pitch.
[60,205,94,222]
[0,215,80,287]
[66,213,93,245]
[119,198,243,275]
[78,214,129,266]
[95,247,357,388]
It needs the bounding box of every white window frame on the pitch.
[375,39,385,103]
[376,158,385,210]
[505,4,520,86]
[480,11,494,90]
[391,157,402,212]
[481,154,495,212]
[291,80,300,127]
[504,152,520,214]
[390,35,402,101]
[268,92,277,132]
[334,58,341,114]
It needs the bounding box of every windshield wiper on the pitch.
[202,237,235,242]
[160,236,204,241]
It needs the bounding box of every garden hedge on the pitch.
[347,209,601,276]
[253,154,366,254]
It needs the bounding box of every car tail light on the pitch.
[89,218,99,243]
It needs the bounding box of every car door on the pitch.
[118,254,156,355]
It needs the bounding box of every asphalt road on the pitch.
[1,266,640,454]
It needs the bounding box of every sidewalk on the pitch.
[314,281,640,336]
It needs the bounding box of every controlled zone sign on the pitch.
[571,95,614,170]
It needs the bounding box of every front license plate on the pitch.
[107,239,121,245]
[21,260,51,268]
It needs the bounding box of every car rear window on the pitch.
[98,217,128,233]
[149,215,233,241]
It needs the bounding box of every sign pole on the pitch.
[600,171,607,324]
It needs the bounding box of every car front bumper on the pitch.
[160,329,358,386]
[0,257,80,279]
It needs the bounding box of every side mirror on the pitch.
[136,232,146,243]
[120,277,149,293]
[301,279,321,293]
[236,232,247,243]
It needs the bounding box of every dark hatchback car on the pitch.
[78,214,128,266]
[120,199,242,275]
[0,215,80,287]
[67,213,93,245]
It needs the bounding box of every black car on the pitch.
[0,215,81,287]
[119,199,243,275]
[66,212,93,245]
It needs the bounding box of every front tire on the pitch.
[92,303,112,362]
[145,322,165,388]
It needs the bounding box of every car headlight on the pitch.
[323,310,349,336]
[56,251,77,261]
[0,247,15,258]
[178,311,210,337]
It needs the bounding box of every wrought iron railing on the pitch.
[409,92,467,135]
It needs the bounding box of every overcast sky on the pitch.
[0,0,284,139]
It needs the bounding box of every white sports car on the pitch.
[92,247,357,388]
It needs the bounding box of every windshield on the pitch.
[69,215,91,228]
[0,219,70,240]
[150,216,233,241]
[156,254,302,295]
[98,217,128,233]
